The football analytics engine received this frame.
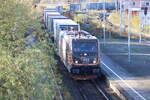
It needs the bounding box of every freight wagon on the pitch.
[47,15,68,32]
[53,19,80,42]
[43,8,57,22]
[44,12,61,28]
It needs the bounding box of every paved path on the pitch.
[100,39,150,100]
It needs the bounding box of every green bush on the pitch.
[0,0,58,100]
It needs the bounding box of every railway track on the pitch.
[56,55,120,100]
[91,80,110,100]
[55,51,120,100]
[73,79,115,100]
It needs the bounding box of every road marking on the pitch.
[102,53,150,56]
[99,41,150,46]
[101,61,147,100]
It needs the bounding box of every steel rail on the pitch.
[77,84,89,100]
[91,80,110,100]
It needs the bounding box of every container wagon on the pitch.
[44,12,61,28]
[53,19,80,42]
[46,15,68,32]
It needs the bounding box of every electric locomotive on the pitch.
[58,30,101,80]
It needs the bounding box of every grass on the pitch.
[108,11,149,35]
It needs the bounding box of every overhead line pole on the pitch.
[119,0,123,35]
[139,0,142,43]
[103,0,106,45]
[115,0,118,11]
[128,9,131,62]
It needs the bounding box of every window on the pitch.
[73,41,98,52]
[133,2,135,6]
[146,2,149,6]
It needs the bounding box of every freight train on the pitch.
[43,7,101,80]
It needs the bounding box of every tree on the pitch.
[0,0,57,100]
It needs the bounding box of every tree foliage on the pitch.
[0,0,57,100]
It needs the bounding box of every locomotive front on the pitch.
[70,38,101,80]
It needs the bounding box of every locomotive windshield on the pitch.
[73,40,98,52]
[59,25,78,31]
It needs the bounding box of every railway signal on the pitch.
[144,7,148,16]
[139,4,149,43]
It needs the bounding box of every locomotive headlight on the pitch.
[84,53,87,56]
[93,59,97,64]
[75,60,78,64]
[93,60,97,64]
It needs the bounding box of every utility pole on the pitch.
[103,0,106,45]
[139,0,142,43]
[119,0,123,35]
[115,0,118,11]
[128,9,131,62]
[115,0,117,10]
[144,7,148,35]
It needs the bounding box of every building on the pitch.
[122,0,150,10]
[121,0,149,15]
[141,0,150,8]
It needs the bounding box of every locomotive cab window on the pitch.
[146,2,149,6]
[59,26,67,31]
[59,25,78,31]
[133,2,135,6]
[68,25,78,31]
[72,40,98,52]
